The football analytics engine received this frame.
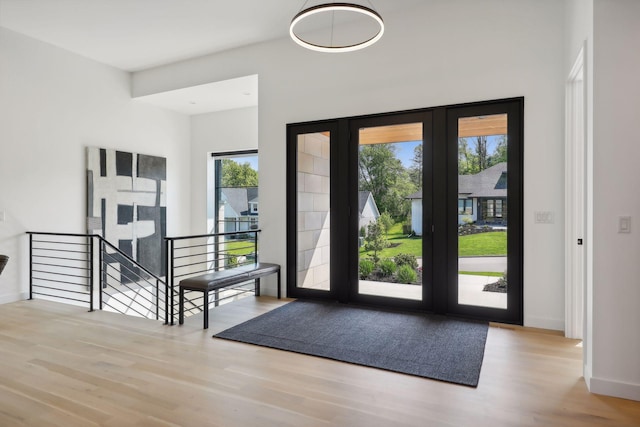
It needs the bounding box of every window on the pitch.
[458,199,473,215]
[482,198,507,220]
[208,150,258,234]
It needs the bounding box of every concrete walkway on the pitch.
[360,275,507,309]
[458,256,507,273]
[458,274,507,309]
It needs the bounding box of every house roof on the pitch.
[406,162,507,200]
[358,191,380,217]
[221,187,258,217]
[459,162,507,198]
[406,190,423,200]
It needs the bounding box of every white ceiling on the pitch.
[0,0,302,72]
[0,0,423,114]
[134,74,258,115]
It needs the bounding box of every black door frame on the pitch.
[286,97,523,325]
[286,120,343,301]
[347,111,433,311]
[445,99,524,324]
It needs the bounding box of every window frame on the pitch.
[458,198,473,215]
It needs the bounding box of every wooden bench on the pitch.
[178,262,280,329]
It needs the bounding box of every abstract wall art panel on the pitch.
[87,148,167,281]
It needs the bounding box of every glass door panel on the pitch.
[296,132,331,291]
[357,122,424,302]
[456,114,508,310]
[447,99,523,325]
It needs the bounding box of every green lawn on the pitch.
[458,271,503,277]
[221,240,257,256]
[359,223,422,259]
[458,232,507,256]
[359,224,507,259]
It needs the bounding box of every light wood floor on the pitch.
[0,298,638,427]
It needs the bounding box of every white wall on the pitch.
[134,0,567,329]
[411,200,423,236]
[589,0,640,401]
[190,107,258,235]
[0,28,192,303]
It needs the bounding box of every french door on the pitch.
[287,98,523,324]
[347,112,433,311]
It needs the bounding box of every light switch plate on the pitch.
[618,216,631,233]
[534,211,554,224]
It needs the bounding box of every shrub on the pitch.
[394,253,418,269]
[498,270,508,289]
[226,255,238,268]
[359,259,375,279]
[397,264,417,283]
[379,259,397,277]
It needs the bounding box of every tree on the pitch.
[409,143,423,189]
[474,136,489,172]
[363,218,389,264]
[359,144,415,221]
[221,159,258,187]
[458,138,476,175]
[488,135,508,166]
[458,135,505,175]
[378,212,394,235]
[383,174,415,220]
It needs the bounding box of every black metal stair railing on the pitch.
[27,232,166,322]
[27,232,95,309]
[27,229,260,325]
[165,229,260,325]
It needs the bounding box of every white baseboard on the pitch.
[584,363,592,389]
[524,315,564,331]
[0,291,29,305]
[590,376,640,402]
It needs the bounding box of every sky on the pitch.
[394,135,503,168]
[395,140,421,168]
[241,156,258,171]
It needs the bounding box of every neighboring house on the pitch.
[220,187,259,233]
[406,190,424,236]
[458,162,507,226]
[407,162,507,235]
[358,191,380,232]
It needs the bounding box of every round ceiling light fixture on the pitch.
[290,2,384,53]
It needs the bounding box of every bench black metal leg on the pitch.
[203,290,209,329]
[277,269,281,299]
[179,287,185,325]
[255,278,260,296]
[214,289,219,307]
